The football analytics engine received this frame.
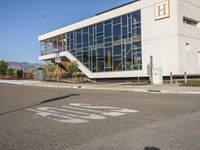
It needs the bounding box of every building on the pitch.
[38,0,200,80]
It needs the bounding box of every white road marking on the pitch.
[27,108,88,123]
[62,106,126,117]
[26,103,138,124]
[69,103,138,113]
[37,107,88,115]
[36,107,106,120]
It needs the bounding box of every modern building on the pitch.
[38,0,200,80]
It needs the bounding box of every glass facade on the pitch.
[40,10,142,72]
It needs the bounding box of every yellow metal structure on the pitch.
[44,60,72,80]
[53,63,62,79]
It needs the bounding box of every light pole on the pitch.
[55,50,61,83]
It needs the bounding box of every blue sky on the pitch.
[0,0,131,63]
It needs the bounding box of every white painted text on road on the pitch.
[27,103,138,124]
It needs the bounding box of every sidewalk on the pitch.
[0,79,200,94]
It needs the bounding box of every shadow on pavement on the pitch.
[144,147,160,150]
[40,94,79,104]
[0,94,80,116]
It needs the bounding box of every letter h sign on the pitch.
[155,0,170,20]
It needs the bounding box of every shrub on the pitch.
[6,68,14,77]
[66,62,79,77]
[180,80,200,87]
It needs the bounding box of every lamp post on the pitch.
[55,49,61,83]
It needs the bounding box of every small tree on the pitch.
[0,60,8,76]
[6,68,14,77]
[66,61,79,78]
[13,70,17,78]
[43,64,54,80]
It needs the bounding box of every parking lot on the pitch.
[0,83,200,150]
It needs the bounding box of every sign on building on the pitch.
[155,0,170,21]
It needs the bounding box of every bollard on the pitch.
[170,72,173,84]
[138,77,140,83]
[184,72,187,83]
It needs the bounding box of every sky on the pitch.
[0,0,131,63]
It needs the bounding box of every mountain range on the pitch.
[8,61,43,71]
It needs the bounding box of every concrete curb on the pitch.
[0,80,200,94]
[147,89,200,94]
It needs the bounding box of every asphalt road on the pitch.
[0,83,200,150]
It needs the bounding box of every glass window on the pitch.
[76,29,81,33]
[105,37,112,43]
[122,15,127,26]
[128,17,132,33]
[126,62,132,70]
[113,55,121,60]
[97,48,104,57]
[133,53,138,66]
[97,36,103,44]
[105,37,112,47]
[83,47,88,51]
[113,17,121,25]
[70,43,74,50]
[89,35,93,45]
[133,41,141,50]
[126,44,132,62]
[105,42,112,47]
[122,50,126,67]
[132,10,141,24]
[113,45,121,55]
[113,24,121,41]
[96,23,103,33]
[97,62,104,72]
[76,44,82,49]
[105,47,112,68]
[58,35,63,52]
[183,17,199,26]
[97,57,104,61]
[92,50,96,69]
[104,20,111,25]
[89,26,93,35]
[83,27,88,33]
[122,26,128,39]
[70,32,74,40]
[105,24,112,37]
[40,41,45,56]
[114,60,122,71]
[63,34,66,51]
[52,37,58,52]
[83,51,89,63]
[96,32,103,37]
[76,32,82,44]
[83,33,88,47]
[132,27,141,37]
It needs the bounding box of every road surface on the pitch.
[0,83,200,150]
